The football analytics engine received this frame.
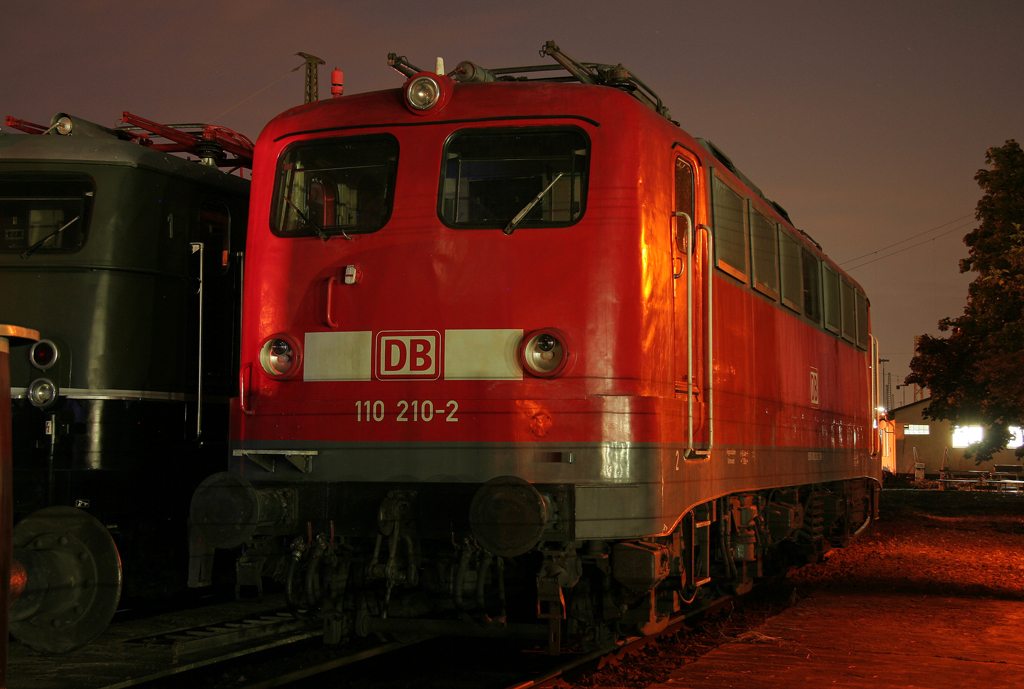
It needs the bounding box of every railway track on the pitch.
[9,588,746,689]
[230,594,743,689]
[7,594,350,689]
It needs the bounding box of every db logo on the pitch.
[375,331,441,380]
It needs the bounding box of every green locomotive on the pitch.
[1,112,250,652]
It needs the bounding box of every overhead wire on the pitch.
[208,64,302,122]
[843,218,976,271]
[136,54,297,124]
[839,213,974,268]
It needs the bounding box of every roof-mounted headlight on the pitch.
[403,72,453,115]
[53,116,73,135]
[259,334,301,379]
[407,76,439,109]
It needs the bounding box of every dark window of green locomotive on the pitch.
[271,134,399,237]
[855,289,869,349]
[801,248,822,324]
[675,157,695,250]
[711,174,747,280]
[750,205,778,298]
[823,264,841,334]
[439,127,588,229]
[198,200,232,274]
[779,230,802,312]
[0,174,94,253]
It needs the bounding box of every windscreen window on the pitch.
[0,175,93,254]
[440,127,588,229]
[271,134,398,237]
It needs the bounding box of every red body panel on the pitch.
[234,80,877,539]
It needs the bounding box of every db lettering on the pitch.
[384,338,432,372]
[376,331,440,379]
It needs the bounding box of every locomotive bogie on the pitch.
[194,474,873,650]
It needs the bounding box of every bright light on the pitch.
[1009,427,1024,449]
[951,425,1024,449]
[952,425,984,448]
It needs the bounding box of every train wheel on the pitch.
[9,506,122,653]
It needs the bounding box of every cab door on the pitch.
[671,151,710,455]
[187,198,234,440]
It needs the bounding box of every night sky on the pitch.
[5,1,1022,403]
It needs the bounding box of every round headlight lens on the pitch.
[521,330,567,377]
[259,336,300,378]
[29,340,58,370]
[406,75,440,110]
[27,378,58,409]
[54,116,73,135]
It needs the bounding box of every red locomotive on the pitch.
[191,42,881,652]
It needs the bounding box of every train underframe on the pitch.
[193,475,877,653]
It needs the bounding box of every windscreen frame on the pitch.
[437,126,590,231]
[269,133,400,238]
[0,173,95,255]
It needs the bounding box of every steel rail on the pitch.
[236,638,434,689]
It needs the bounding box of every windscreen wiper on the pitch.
[283,195,330,242]
[21,216,80,259]
[503,172,565,236]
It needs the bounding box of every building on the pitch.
[887,397,1024,477]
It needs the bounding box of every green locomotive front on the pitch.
[0,113,249,651]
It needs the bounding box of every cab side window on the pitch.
[711,174,747,280]
[802,248,822,324]
[750,206,778,298]
[779,230,802,312]
[675,158,694,250]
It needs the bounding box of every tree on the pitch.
[906,140,1024,462]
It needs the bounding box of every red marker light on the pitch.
[29,340,58,370]
[331,68,344,98]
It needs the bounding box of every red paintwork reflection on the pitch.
[235,78,875,484]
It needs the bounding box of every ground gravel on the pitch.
[561,486,1024,688]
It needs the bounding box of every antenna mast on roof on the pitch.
[296,53,326,104]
